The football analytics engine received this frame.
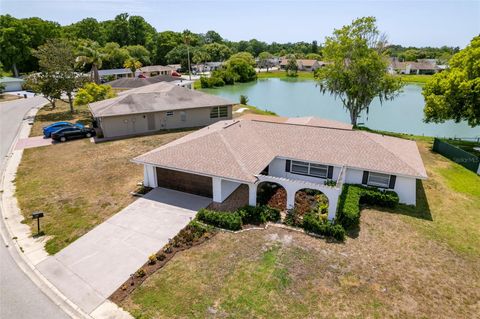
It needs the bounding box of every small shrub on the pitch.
[156,253,166,261]
[148,254,156,265]
[197,209,242,231]
[200,76,225,88]
[284,209,302,227]
[135,269,146,278]
[237,205,281,224]
[302,213,345,241]
[239,94,249,105]
[324,179,337,187]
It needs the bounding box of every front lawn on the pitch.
[120,141,480,318]
[16,103,193,254]
[29,100,92,137]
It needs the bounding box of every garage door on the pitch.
[156,167,212,198]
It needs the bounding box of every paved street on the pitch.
[38,187,211,313]
[0,96,69,319]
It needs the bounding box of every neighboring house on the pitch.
[98,68,134,80]
[134,116,427,219]
[389,58,440,75]
[89,82,233,138]
[193,62,224,73]
[138,65,174,77]
[279,59,324,71]
[0,77,24,92]
[105,75,194,90]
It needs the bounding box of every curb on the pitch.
[0,102,94,319]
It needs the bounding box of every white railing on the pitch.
[256,174,340,190]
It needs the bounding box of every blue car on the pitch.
[43,122,84,138]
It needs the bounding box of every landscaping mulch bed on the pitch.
[109,225,217,304]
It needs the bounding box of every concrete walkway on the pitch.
[37,188,212,314]
[15,136,53,150]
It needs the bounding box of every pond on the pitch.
[201,78,480,138]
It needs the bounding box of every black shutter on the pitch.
[285,160,291,172]
[362,171,369,185]
[327,166,334,179]
[389,175,396,189]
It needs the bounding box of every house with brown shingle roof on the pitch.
[133,116,427,219]
[89,82,233,138]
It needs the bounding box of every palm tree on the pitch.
[124,58,142,77]
[76,42,105,84]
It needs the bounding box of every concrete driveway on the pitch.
[36,188,211,314]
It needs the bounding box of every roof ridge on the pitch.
[218,132,253,179]
[249,119,352,131]
[360,131,421,176]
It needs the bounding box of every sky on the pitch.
[1,0,479,48]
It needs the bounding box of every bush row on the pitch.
[336,184,399,229]
[196,205,281,231]
[197,209,242,230]
[302,213,346,241]
[237,205,281,224]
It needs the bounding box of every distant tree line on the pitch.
[0,13,460,76]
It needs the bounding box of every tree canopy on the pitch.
[423,36,480,127]
[314,17,403,126]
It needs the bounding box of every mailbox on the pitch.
[32,211,44,219]
[32,211,44,235]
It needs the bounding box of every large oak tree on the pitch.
[314,17,403,126]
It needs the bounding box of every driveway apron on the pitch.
[36,187,211,314]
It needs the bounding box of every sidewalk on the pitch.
[0,104,132,319]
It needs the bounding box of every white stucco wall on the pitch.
[393,176,417,205]
[212,177,241,202]
[344,168,364,184]
[143,165,157,188]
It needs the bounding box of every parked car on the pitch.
[43,122,84,138]
[51,127,96,142]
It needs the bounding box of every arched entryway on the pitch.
[294,188,329,216]
[256,181,287,211]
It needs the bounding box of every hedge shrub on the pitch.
[302,213,345,241]
[197,209,242,231]
[336,184,400,229]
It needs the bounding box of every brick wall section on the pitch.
[156,167,213,197]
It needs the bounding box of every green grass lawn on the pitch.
[257,70,315,80]
[398,74,433,84]
[121,142,480,318]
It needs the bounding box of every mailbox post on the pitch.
[32,211,44,235]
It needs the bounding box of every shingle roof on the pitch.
[105,75,181,89]
[134,118,427,182]
[139,65,174,73]
[89,82,233,117]
[240,114,353,130]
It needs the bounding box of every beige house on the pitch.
[280,59,324,71]
[134,116,427,219]
[138,65,175,77]
[89,82,233,138]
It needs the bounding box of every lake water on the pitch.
[201,78,480,138]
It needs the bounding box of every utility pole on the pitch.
[184,30,192,81]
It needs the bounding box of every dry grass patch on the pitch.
[122,216,480,319]
[15,129,192,254]
[29,100,92,137]
[0,94,22,102]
